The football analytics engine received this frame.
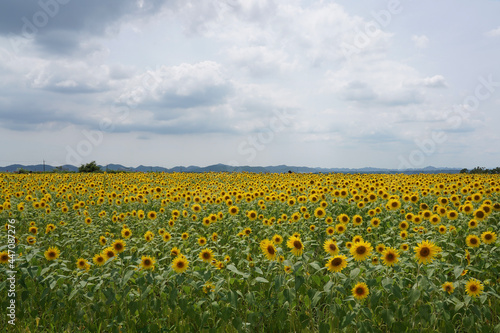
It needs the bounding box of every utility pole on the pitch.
[43,159,45,172]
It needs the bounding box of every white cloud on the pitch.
[412,34,429,49]
[486,26,500,37]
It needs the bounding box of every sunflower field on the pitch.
[1,172,499,332]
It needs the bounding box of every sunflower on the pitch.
[338,214,350,224]
[465,235,480,248]
[121,228,132,239]
[370,218,381,228]
[381,247,399,267]
[314,207,326,219]
[111,239,126,254]
[465,249,471,265]
[203,281,215,293]
[473,209,486,222]
[287,236,304,256]
[323,239,339,256]
[325,255,348,273]
[481,231,497,244]
[465,278,484,298]
[44,247,60,261]
[29,226,38,235]
[211,233,218,242]
[375,244,386,254]
[325,226,335,236]
[438,225,447,234]
[99,236,107,246]
[0,251,10,264]
[335,223,346,234]
[284,265,293,274]
[162,232,171,242]
[352,235,363,243]
[260,239,277,261]
[243,228,252,236]
[352,282,369,300]
[84,217,92,225]
[272,234,283,244]
[468,219,478,229]
[352,215,363,226]
[147,211,157,220]
[399,221,409,230]
[76,258,90,271]
[400,243,409,251]
[93,253,105,266]
[350,241,373,262]
[442,282,455,294]
[414,240,441,265]
[27,236,36,245]
[172,256,189,274]
[102,247,116,260]
[199,249,214,263]
[140,255,156,270]
[170,247,181,257]
[400,230,408,239]
[198,237,207,246]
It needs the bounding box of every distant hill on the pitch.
[0,163,463,174]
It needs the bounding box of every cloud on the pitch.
[486,26,500,37]
[0,0,169,55]
[412,34,429,49]
[418,75,447,88]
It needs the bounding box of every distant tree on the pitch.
[460,168,468,174]
[16,168,29,174]
[469,167,487,174]
[491,167,500,174]
[79,161,101,173]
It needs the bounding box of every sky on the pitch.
[0,0,499,170]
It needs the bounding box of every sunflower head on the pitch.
[326,255,348,273]
[465,278,484,298]
[140,255,156,270]
[352,282,369,300]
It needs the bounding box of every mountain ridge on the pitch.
[0,163,463,174]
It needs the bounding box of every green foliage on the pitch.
[78,161,102,173]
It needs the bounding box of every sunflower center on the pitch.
[329,244,337,251]
[356,246,366,255]
[332,258,342,266]
[470,238,478,244]
[485,234,492,240]
[355,287,365,295]
[97,257,104,262]
[203,252,211,259]
[386,253,395,261]
[177,261,185,268]
[470,285,477,292]
[293,240,302,249]
[144,259,151,266]
[267,246,275,255]
[49,252,56,258]
[115,244,123,250]
[419,247,430,257]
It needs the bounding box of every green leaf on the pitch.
[381,308,394,326]
[121,269,135,288]
[295,275,305,291]
[227,264,249,278]
[409,289,420,305]
[309,262,322,271]
[454,301,464,311]
[324,280,334,293]
[255,277,269,283]
[454,265,465,279]
[350,268,360,279]
[68,288,79,301]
